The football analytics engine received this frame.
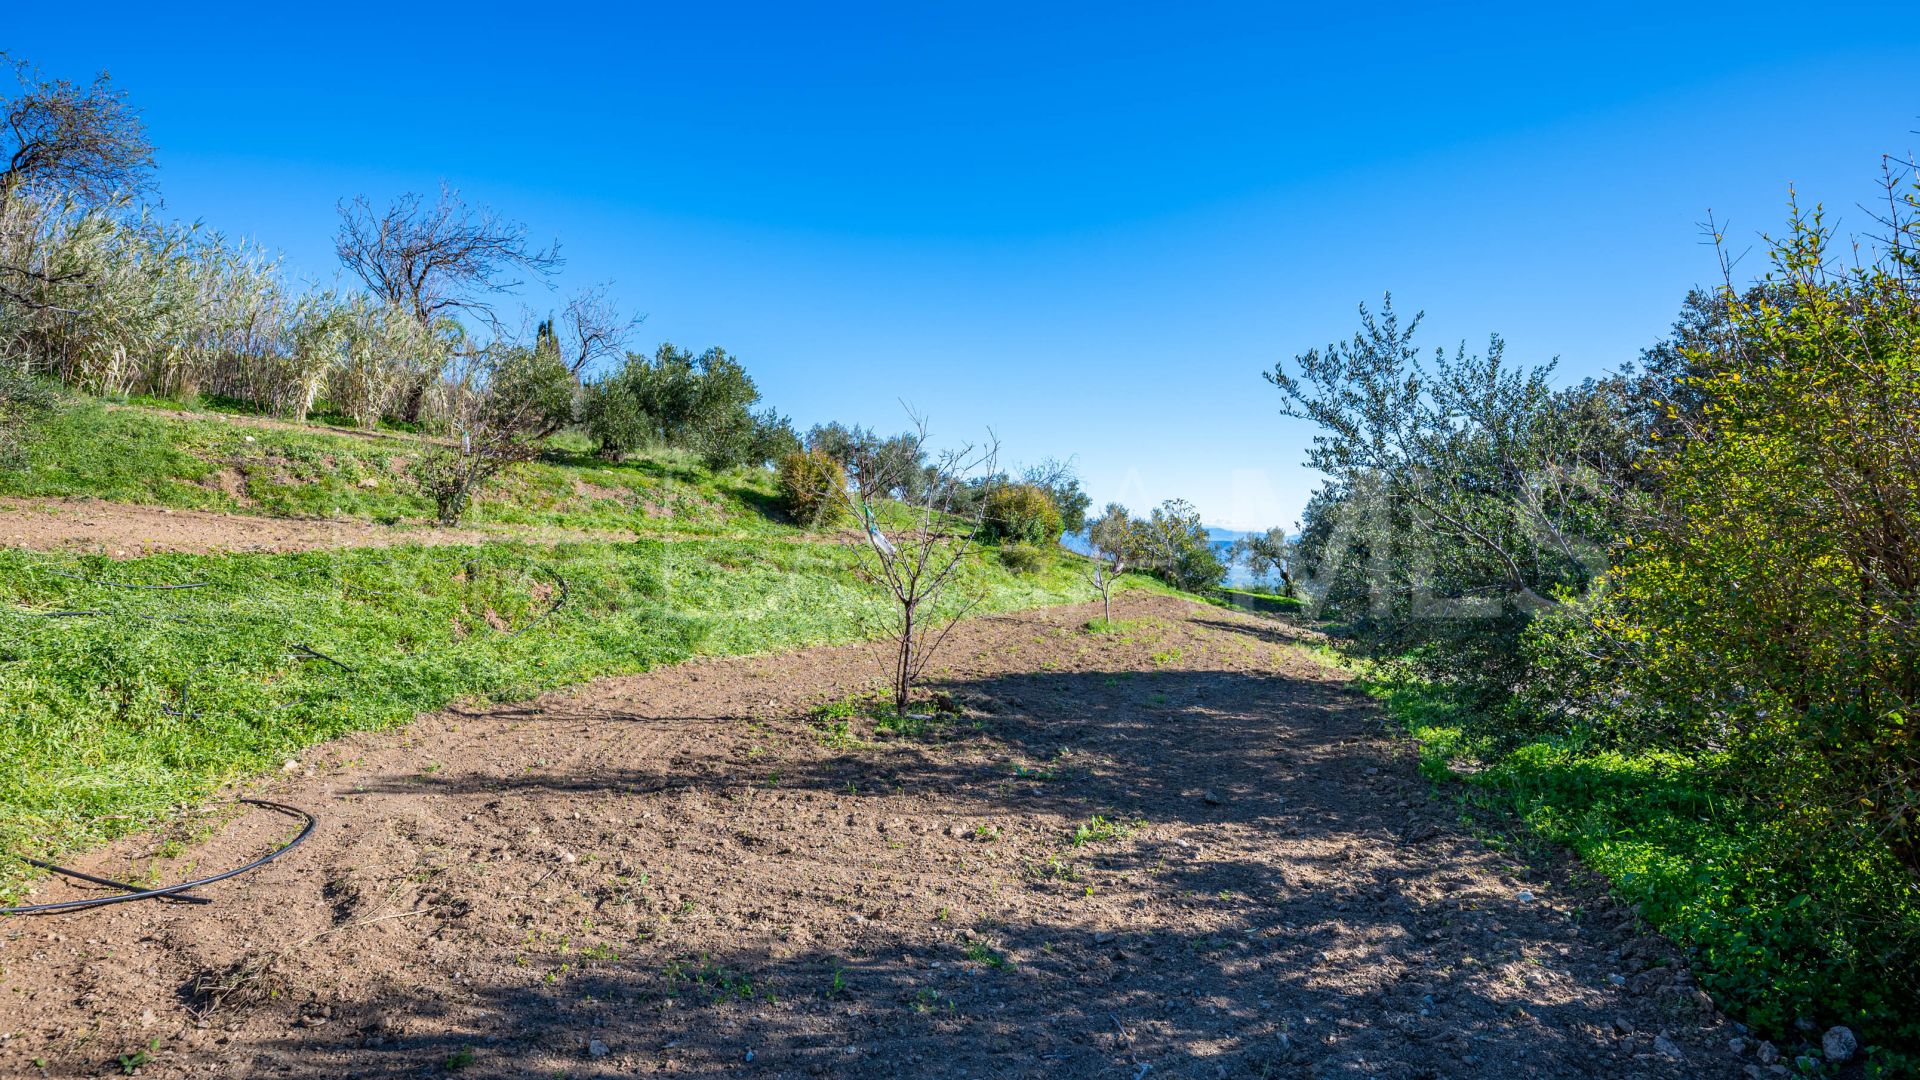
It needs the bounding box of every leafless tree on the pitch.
[334,184,562,421]
[837,411,1000,716]
[335,184,562,329]
[556,285,642,375]
[1,54,155,206]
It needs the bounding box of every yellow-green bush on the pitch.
[982,483,1063,546]
[776,448,847,528]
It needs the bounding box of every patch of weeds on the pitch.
[578,942,620,962]
[117,1040,159,1075]
[964,941,1011,970]
[444,1047,478,1071]
[909,987,955,1013]
[874,710,938,738]
[1084,617,1142,636]
[972,824,1002,843]
[664,955,768,1003]
[1028,852,1080,881]
[1150,646,1184,665]
[1068,814,1142,847]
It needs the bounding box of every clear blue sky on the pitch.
[10,3,1919,529]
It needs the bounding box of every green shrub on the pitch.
[580,344,791,469]
[0,367,60,468]
[579,377,652,460]
[982,484,1063,546]
[777,449,846,528]
[998,542,1046,574]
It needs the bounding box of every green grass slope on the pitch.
[0,399,1179,903]
[0,539,1166,903]
[1,399,788,537]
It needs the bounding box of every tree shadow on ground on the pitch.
[230,655,1733,1080]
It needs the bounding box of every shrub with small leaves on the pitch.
[0,366,59,468]
[777,448,847,528]
[998,542,1046,574]
[981,484,1063,546]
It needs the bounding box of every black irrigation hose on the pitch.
[12,858,212,905]
[0,799,315,917]
[289,643,355,672]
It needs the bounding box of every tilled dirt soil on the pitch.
[0,595,1747,1079]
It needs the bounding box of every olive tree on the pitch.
[1228,527,1292,595]
[1085,503,1134,625]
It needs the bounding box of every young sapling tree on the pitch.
[837,412,999,717]
[1085,502,1135,626]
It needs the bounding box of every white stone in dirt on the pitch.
[1821,1027,1857,1063]
[1514,889,1535,902]
[588,1040,610,1058]
[1653,1035,1683,1059]
[1754,1040,1779,1065]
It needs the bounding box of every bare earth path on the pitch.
[0,497,851,556]
[0,595,1743,1078]
[0,497,583,556]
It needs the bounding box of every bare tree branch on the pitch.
[334,183,563,330]
[0,53,154,207]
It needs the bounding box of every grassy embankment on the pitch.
[0,399,1163,903]
[1324,647,1920,1070]
[0,397,790,536]
[1213,586,1302,615]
